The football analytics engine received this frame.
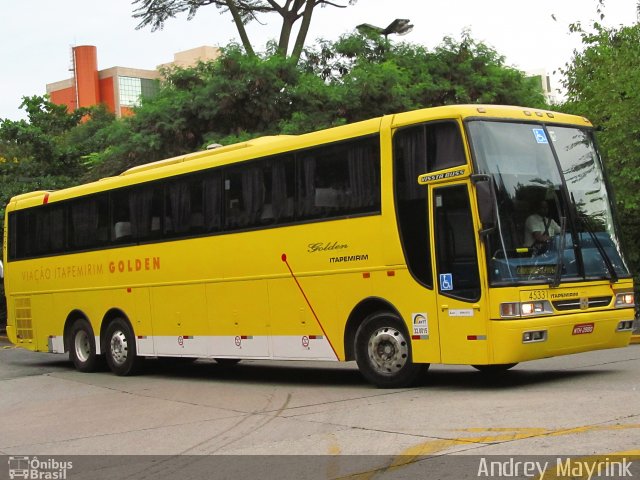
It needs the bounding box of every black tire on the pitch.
[104,318,142,376]
[215,358,241,366]
[355,311,423,388]
[68,318,101,372]
[472,363,518,374]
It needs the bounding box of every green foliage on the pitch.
[0,97,116,217]
[302,31,546,123]
[559,19,640,281]
[0,33,549,216]
[81,33,546,178]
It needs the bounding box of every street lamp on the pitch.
[356,18,413,39]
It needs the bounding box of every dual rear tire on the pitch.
[68,317,140,376]
[104,318,141,376]
[68,318,101,372]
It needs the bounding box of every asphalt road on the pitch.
[1,334,639,479]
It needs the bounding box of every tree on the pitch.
[559,14,640,281]
[0,96,116,217]
[301,31,546,123]
[86,33,546,178]
[132,0,356,63]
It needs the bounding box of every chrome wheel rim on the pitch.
[74,330,92,363]
[110,330,129,366]
[367,326,409,375]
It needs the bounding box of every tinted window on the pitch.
[203,172,223,233]
[166,178,203,235]
[297,138,380,221]
[70,194,109,249]
[434,185,480,301]
[12,205,67,258]
[393,121,466,287]
[8,135,381,260]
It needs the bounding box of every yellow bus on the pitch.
[3,105,636,388]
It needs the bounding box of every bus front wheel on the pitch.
[69,318,101,372]
[355,312,422,388]
[105,318,141,376]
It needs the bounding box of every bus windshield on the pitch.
[467,120,630,286]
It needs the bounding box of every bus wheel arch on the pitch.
[64,310,101,373]
[101,310,142,376]
[344,297,402,361]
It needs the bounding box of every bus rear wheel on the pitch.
[69,318,101,372]
[105,318,142,376]
[355,312,422,388]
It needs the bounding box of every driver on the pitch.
[524,200,561,249]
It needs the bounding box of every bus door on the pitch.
[431,183,489,365]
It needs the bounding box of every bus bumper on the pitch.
[488,310,634,364]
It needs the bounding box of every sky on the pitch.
[1,0,638,121]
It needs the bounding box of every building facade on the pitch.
[47,45,220,118]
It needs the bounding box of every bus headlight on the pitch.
[614,293,635,308]
[500,301,553,318]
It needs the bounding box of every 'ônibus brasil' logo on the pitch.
[8,456,73,479]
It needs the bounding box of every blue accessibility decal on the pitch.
[533,128,548,144]
[439,273,453,291]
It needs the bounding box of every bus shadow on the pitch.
[140,359,613,390]
[144,359,368,387]
[16,355,617,390]
[419,367,610,390]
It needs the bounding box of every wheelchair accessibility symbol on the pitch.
[532,128,548,144]
[439,273,453,291]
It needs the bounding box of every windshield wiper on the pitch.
[571,195,618,283]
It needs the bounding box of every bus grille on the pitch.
[14,297,34,342]
[552,296,612,311]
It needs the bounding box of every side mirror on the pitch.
[471,174,497,234]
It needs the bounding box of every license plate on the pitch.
[572,323,594,335]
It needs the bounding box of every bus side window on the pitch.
[261,156,295,225]
[70,194,109,249]
[224,164,266,230]
[111,190,132,243]
[131,186,163,240]
[204,172,223,232]
[428,122,466,171]
[297,137,380,221]
[165,179,203,235]
[48,206,66,253]
[393,120,466,288]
